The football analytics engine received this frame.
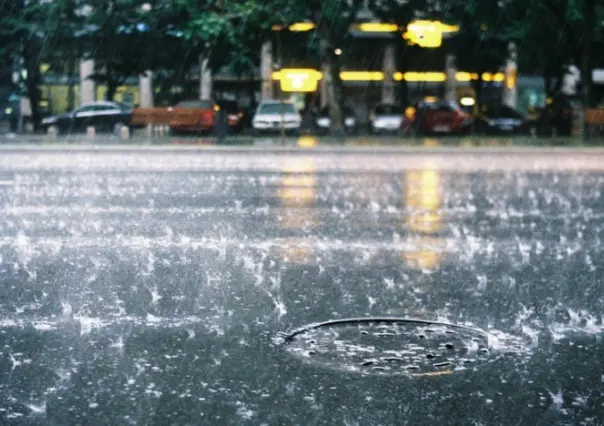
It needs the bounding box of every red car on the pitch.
[402,100,473,135]
[168,100,217,134]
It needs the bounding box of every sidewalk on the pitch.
[1,132,603,154]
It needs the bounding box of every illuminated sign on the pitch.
[403,20,459,48]
[272,69,323,92]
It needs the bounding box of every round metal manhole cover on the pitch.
[279,317,524,377]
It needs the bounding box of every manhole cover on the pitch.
[280,317,515,377]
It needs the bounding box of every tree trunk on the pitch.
[322,40,345,137]
[67,56,76,111]
[105,79,118,101]
[580,0,595,140]
[23,39,41,132]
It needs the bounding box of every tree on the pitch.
[0,0,55,131]
[369,0,435,104]
[75,0,176,101]
[307,0,365,135]
[438,0,514,109]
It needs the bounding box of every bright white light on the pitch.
[334,48,342,55]
[141,3,152,12]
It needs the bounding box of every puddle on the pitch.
[280,317,527,377]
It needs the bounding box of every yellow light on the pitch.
[456,72,473,81]
[356,22,399,32]
[423,96,438,102]
[403,20,459,48]
[339,71,384,81]
[404,106,416,119]
[289,22,315,32]
[403,72,446,82]
[481,72,505,82]
[506,69,517,89]
[40,63,50,74]
[271,24,284,30]
[393,71,404,81]
[213,105,220,112]
[460,97,475,106]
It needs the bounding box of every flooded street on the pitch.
[1,148,604,425]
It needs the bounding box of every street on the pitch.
[1,147,604,425]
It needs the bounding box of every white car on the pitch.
[370,103,404,134]
[252,101,301,134]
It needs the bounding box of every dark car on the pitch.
[41,101,132,135]
[474,104,528,135]
[314,104,358,134]
[529,95,575,137]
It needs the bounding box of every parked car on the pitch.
[216,100,246,133]
[315,104,357,134]
[528,95,574,137]
[41,101,132,135]
[252,101,302,135]
[370,103,404,134]
[402,99,472,135]
[474,104,529,135]
[131,99,217,134]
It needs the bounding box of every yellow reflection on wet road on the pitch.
[278,157,319,263]
[297,135,319,148]
[402,163,446,271]
[423,138,440,148]
[278,237,315,265]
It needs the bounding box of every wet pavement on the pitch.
[1,148,604,425]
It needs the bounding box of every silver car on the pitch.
[370,103,404,134]
[252,101,302,135]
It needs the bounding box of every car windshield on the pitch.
[258,103,296,114]
[375,104,403,115]
[177,100,214,109]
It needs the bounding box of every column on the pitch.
[199,54,212,100]
[79,59,95,105]
[444,54,457,102]
[260,41,274,100]
[320,63,328,107]
[503,42,518,108]
[382,44,396,104]
[139,71,154,107]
